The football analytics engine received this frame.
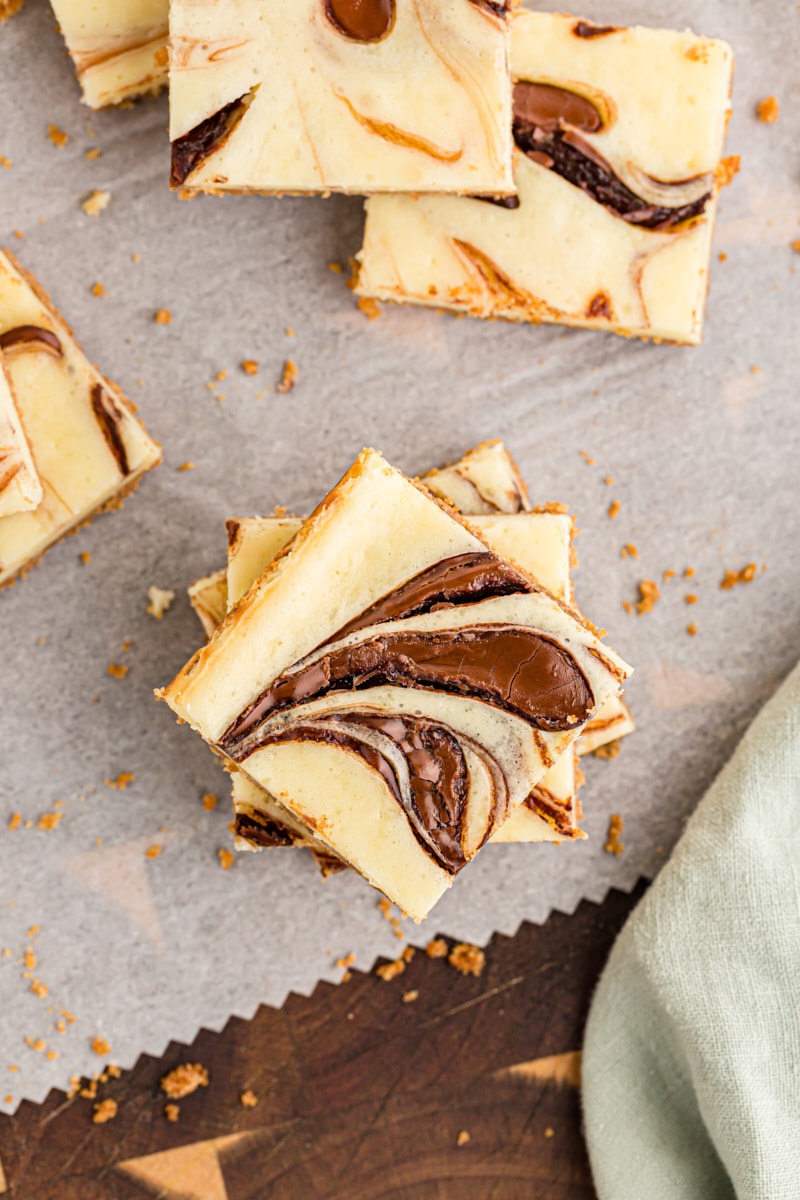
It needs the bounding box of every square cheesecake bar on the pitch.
[49,0,169,109]
[0,354,41,519]
[0,251,161,587]
[356,10,735,344]
[168,0,514,196]
[163,448,631,919]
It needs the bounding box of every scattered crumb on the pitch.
[593,740,621,761]
[715,155,740,189]
[214,370,228,383]
[425,938,448,959]
[635,579,661,615]
[684,566,695,579]
[160,1062,208,1099]
[37,812,62,832]
[603,476,614,486]
[81,190,110,217]
[145,845,162,860]
[24,949,36,969]
[685,593,698,605]
[104,772,135,790]
[0,157,10,168]
[45,1049,58,1061]
[154,308,172,325]
[457,1130,470,1147]
[240,1089,258,1108]
[241,359,259,375]
[85,148,101,161]
[47,124,68,148]
[90,282,105,298]
[756,96,780,124]
[721,563,758,589]
[131,253,141,263]
[178,461,194,472]
[276,359,298,394]
[285,327,295,337]
[604,814,624,857]
[687,623,698,637]
[402,990,419,1004]
[607,499,621,520]
[8,813,20,831]
[335,952,355,970]
[92,1098,118,1124]
[217,848,235,871]
[201,793,218,812]
[579,450,595,465]
[448,944,485,977]
[13,230,23,239]
[401,946,415,963]
[24,1037,46,1053]
[792,241,800,255]
[107,663,128,680]
[91,1037,111,1057]
[357,296,382,321]
[30,980,48,998]
[544,1127,554,1139]
[718,251,728,262]
[620,543,639,560]
[147,585,175,620]
[327,261,343,273]
[80,1080,98,1100]
[376,958,406,982]
[663,569,676,583]
[79,551,91,566]
[163,1102,181,1122]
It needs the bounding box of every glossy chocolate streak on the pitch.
[325,0,394,41]
[0,325,63,356]
[474,194,521,210]
[221,626,594,753]
[170,94,249,186]
[90,385,130,476]
[466,0,510,16]
[259,713,471,873]
[234,812,299,847]
[513,83,710,230]
[573,20,620,38]
[333,551,532,643]
[525,785,574,836]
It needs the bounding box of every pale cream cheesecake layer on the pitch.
[168,0,514,196]
[0,354,41,518]
[49,0,168,108]
[423,439,531,516]
[161,449,630,920]
[0,252,161,588]
[356,10,734,344]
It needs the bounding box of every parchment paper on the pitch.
[0,0,798,1112]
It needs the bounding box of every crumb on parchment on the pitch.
[241,360,259,375]
[604,815,624,857]
[104,772,135,790]
[357,296,381,321]
[218,848,235,871]
[202,793,218,812]
[277,359,298,394]
[687,623,698,636]
[47,124,68,148]
[107,663,128,680]
[147,585,175,620]
[160,1062,209,1099]
[635,580,661,615]
[448,944,485,977]
[715,156,740,189]
[721,563,759,589]
[92,1097,118,1124]
[425,938,448,959]
[82,190,110,217]
[37,812,62,831]
[376,959,406,982]
[154,308,172,325]
[91,1037,111,1057]
[756,96,780,124]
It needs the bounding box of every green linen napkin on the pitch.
[583,661,800,1200]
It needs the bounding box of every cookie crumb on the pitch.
[154,308,172,325]
[147,585,175,620]
[92,1098,118,1124]
[104,772,135,790]
[593,739,621,761]
[160,1062,208,1099]
[165,1103,180,1121]
[90,281,105,298]
[47,124,68,148]
[107,663,128,680]
[276,359,298,394]
[685,593,698,605]
[687,623,697,637]
[145,845,162,860]
[217,848,235,871]
[79,551,91,565]
[327,261,343,273]
[85,147,101,161]
[457,1130,470,1147]
[635,579,661,615]
[544,1127,554,1139]
[714,155,740,189]
[448,944,485,977]
[8,812,20,831]
[91,1037,111,1057]
[662,569,676,583]
[178,461,194,472]
[756,96,780,124]
[425,938,448,959]
[402,990,419,1004]
[240,1089,258,1108]
[30,980,48,998]
[792,241,800,254]
[37,812,62,832]
[721,563,758,589]
[241,359,259,375]
[201,793,218,812]
[579,450,595,465]
[81,189,110,217]
[357,296,382,321]
[376,958,406,982]
[604,814,624,857]
[335,952,355,970]
[603,476,614,486]
[607,499,621,520]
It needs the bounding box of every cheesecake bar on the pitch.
[0,251,161,587]
[168,0,514,197]
[49,0,168,109]
[160,448,631,919]
[356,10,735,344]
[0,354,41,518]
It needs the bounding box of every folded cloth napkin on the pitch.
[583,661,800,1200]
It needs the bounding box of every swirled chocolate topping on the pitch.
[221,626,594,753]
[91,384,130,476]
[171,92,252,187]
[513,82,711,230]
[0,325,63,356]
[233,811,299,847]
[573,20,619,38]
[257,713,473,872]
[325,0,394,41]
[333,551,533,643]
[466,0,511,16]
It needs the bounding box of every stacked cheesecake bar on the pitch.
[164,443,634,920]
[50,2,735,344]
[0,251,161,587]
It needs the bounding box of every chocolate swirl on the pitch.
[91,385,130,477]
[171,92,253,187]
[513,81,711,230]
[0,326,63,357]
[324,0,394,41]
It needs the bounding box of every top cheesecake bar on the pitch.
[49,0,169,109]
[161,448,631,919]
[168,0,515,196]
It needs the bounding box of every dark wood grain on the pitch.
[0,882,645,1200]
